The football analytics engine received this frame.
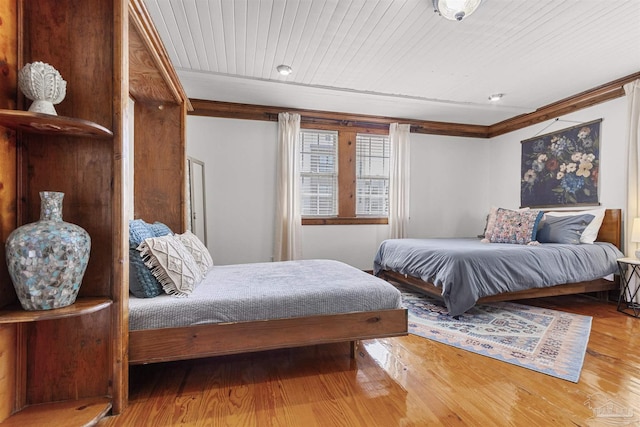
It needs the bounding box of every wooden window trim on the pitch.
[301,125,389,225]
[338,130,356,218]
[302,217,388,226]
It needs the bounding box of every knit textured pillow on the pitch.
[128,219,163,298]
[174,230,213,275]
[137,235,203,297]
[489,208,543,245]
[148,221,173,237]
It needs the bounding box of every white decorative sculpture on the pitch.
[18,61,67,115]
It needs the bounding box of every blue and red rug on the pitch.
[399,286,592,382]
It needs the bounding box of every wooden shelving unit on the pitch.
[0,109,112,138]
[0,397,111,427]
[0,1,189,424]
[0,298,112,324]
[0,3,124,424]
[0,107,113,331]
[0,103,115,425]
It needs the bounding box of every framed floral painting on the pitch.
[520,119,601,208]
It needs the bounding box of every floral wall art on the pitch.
[521,119,601,207]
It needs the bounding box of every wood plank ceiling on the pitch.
[144,0,640,126]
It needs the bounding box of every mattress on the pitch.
[374,238,624,317]
[129,259,403,331]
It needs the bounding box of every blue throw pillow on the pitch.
[537,214,595,244]
[129,219,154,248]
[128,219,163,298]
[148,221,173,237]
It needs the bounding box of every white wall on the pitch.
[302,133,491,269]
[488,97,627,210]
[187,96,627,269]
[408,133,491,238]
[187,117,278,266]
[187,117,490,269]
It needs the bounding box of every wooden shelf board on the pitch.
[0,397,111,426]
[0,297,112,324]
[0,109,113,138]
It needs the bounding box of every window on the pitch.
[299,130,338,216]
[300,128,389,225]
[356,134,390,216]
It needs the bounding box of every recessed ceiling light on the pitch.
[488,93,504,102]
[276,65,292,76]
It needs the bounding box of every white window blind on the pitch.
[356,133,390,216]
[299,130,338,216]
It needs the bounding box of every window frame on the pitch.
[355,133,390,217]
[299,129,339,217]
[300,124,389,226]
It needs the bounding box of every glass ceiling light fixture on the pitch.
[276,64,293,76]
[433,0,482,21]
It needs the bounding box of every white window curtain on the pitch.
[274,113,302,261]
[624,79,640,303]
[388,123,411,239]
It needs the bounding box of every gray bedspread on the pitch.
[373,238,623,317]
[129,259,402,331]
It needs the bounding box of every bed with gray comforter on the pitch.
[374,238,623,317]
[130,259,403,331]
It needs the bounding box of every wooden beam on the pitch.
[188,70,640,139]
[188,99,492,138]
[488,71,640,137]
[128,0,192,110]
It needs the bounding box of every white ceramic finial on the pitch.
[18,62,67,115]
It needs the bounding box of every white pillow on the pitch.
[544,208,606,244]
[137,235,203,297]
[175,230,213,275]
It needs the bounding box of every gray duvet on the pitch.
[129,259,402,331]
[374,238,623,317]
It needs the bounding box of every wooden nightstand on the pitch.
[616,258,640,317]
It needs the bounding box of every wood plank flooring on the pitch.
[99,295,640,426]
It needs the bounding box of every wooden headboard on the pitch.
[597,209,622,249]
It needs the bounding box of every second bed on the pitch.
[374,209,623,317]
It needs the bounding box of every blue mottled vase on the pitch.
[5,192,91,310]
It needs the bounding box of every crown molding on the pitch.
[188,71,640,139]
[487,71,640,138]
[188,99,490,138]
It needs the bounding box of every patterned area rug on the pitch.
[399,286,592,382]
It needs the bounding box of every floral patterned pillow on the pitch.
[489,208,544,244]
[483,206,530,240]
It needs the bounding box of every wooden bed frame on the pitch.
[129,210,620,365]
[378,208,622,304]
[129,302,407,365]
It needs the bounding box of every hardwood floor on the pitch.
[99,295,640,426]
